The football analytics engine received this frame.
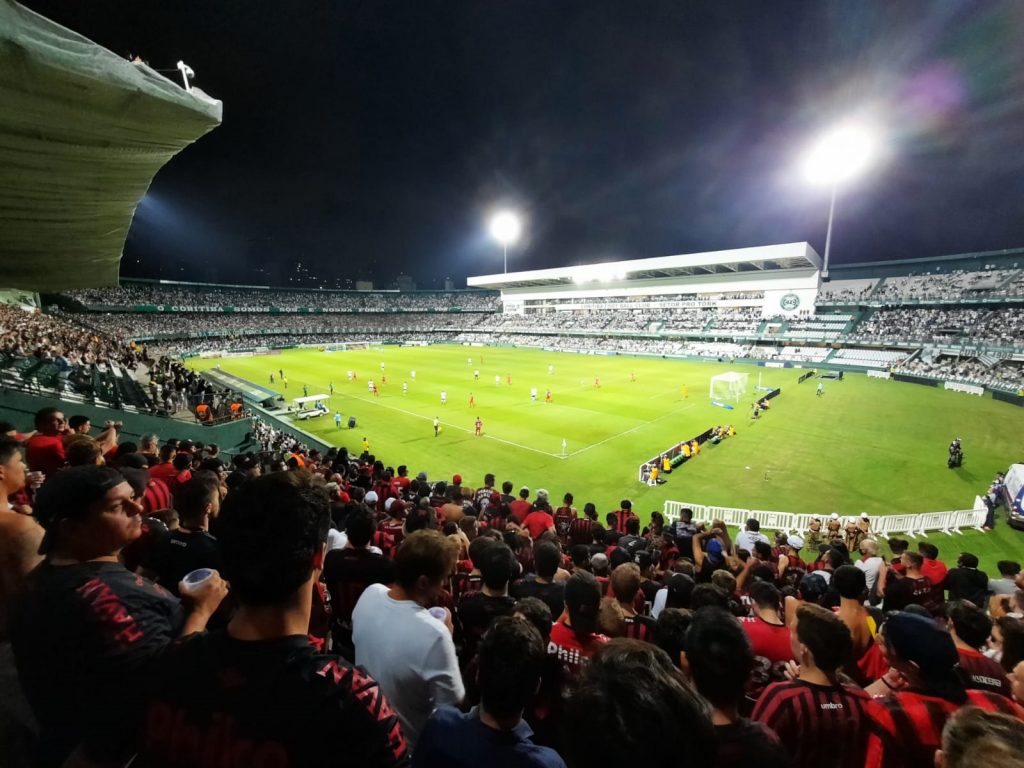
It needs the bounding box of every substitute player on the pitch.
[475,416,482,436]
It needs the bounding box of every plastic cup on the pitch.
[428,607,447,623]
[180,568,215,594]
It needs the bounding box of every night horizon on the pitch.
[18,0,1024,289]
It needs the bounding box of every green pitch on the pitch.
[190,345,1024,571]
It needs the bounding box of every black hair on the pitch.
[957,553,979,569]
[795,603,853,674]
[833,565,867,601]
[68,414,90,430]
[561,639,714,766]
[918,542,939,560]
[217,471,330,605]
[748,580,781,611]
[746,518,760,532]
[625,517,640,535]
[653,608,692,668]
[502,480,513,494]
[514,597,553,644]
[172,471,221,525]
[998,561,1021,577]
[33,406,61,429]
[478,617,545,719]
[534,541,561,580]
[172,453,192,471]
[690,584,729,611]
[947,600,992,649]
[685,607,753,710]
[478,543,518,591]
[345,505,376,548]
[583,502,598,520]
[0,435,21,466]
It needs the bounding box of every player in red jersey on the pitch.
[752,604,888,768]
[865,612,1024,767]
[468,393,475,408]
[474,416,482,436]
[594,376,600,388]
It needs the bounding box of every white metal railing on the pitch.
[662,500,987,538]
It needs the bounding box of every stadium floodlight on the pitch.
[489,211,522,273]
[801,121,879,280]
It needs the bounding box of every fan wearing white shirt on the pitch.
[734,518,770,554]
[854,539,884,596]
[352,529,464,749]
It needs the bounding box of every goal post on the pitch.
[709,371,749,402]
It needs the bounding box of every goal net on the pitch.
[709,371,749,402]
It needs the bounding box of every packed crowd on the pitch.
[0,305,139,372]
[894,356,1024,392]
[873,270,1018,302]
[67,283,502,312]
[3,406,1024,768]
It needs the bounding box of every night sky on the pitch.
[19,1,1024,289]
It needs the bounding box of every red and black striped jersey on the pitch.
[142,477,172,515]
[567,518,595,547]
[752,679,886,768]
[622,614,656,642]
[866,688,1024,767]
[956,647,1012,697]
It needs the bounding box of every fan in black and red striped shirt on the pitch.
[947,600,1013,698]
[752,603,887,768]
[866,611,1024,767]
[567,504,598,548]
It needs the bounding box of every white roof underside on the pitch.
[468,242,821,290]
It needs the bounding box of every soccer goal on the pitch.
[709,371,749,402]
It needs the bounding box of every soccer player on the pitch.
[682,384,688,398]
[545,389,552,403]
[474,369,479,380]
[269,372,275,383]
[507,374,512,385]
[495,375,500,386]
[594,377,600,388]
[475,417,482,436]
[402,381,408,395]
[329,381,334,394]
[530,387,537,402]
[373,383,379,397]
[467,357,472,365]
[630,372,635,382]
[303,384,309,397]
[411,370,416,380]
[752,603,885,768]
[335,412,342,429]
[347,370,353,381]
[468,393,475,408]
[380,362,385,371]
[817,382,824,397]
[368,379,374,393]
[382,375,387,385]
[433,417,440,437]
[440,390,447,406]
[548,365,554,375]
[282,376,288,388]
[279,368,284,378]
[361,437,370,453]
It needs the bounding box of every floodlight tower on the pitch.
[801,123,877,280]
[489,211,522,274]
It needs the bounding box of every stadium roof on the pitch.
[467,242,821,290]
[0,0,222,292]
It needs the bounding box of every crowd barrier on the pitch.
[662,500,988,538]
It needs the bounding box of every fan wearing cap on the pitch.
[10,465,227,768]
[777,534,807,585]
[548,571,609,679]
[865,612,1024,767]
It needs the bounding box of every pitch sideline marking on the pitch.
[565,403,698,458]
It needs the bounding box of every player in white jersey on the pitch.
[440,390,447,405]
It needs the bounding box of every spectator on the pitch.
[323,504,397,658]
[683,607,791,767]
[937,707,1024,768]
[855,538,884,597]
[832,565,887,685]
[134,468,407,767]
[919,541,949,589]
[753,604,884,768]
[10,466,226,767]
[652,607,692,668]
[522,504,555,541]
[947,600,1012,698]
[352,529,463,748]
[144,472,223,596]
[735,518,770,553]
[608,499,637,534]
[456,543,518,663]
[740,580,792,664]
[992,561,1022,598]
[946,553,989,606]
[414,617,565,768]
[509,487,532,524]
[868,612,1024,767]
[884,552,940,614]
[615,517,643,558]
[24,408,67,475]
[560,639,714,766]
[511,541,566,618]
[548,572,608,679]
[597,563,654,641]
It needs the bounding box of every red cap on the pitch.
[452,474,462,484]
